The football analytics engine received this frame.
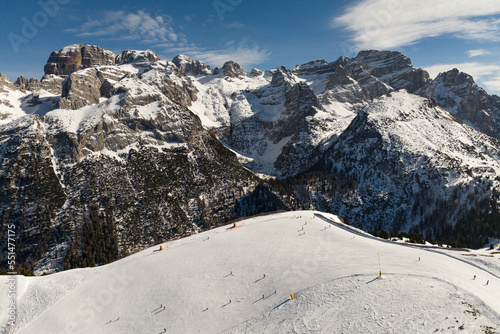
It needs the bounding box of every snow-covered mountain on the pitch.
[1,45,500,274]
[1,212,499,333]
[309,91,500,232]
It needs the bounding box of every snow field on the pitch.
[1,211,499,333]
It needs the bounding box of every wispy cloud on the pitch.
[333,0,500,50]
[483,76,500,95]
[163,41,270,68]
[224,22,246,29]
[467,49,490,57]
[67,10,269,69]
[425,62,500,94]
[66,10,181,43]
[425,62,500,80]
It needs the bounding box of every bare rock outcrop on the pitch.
[222,61,245,78]
[0,73,17,93]
[44,44,116,76]
[57,69,102,110]
[172,55,211,76]
[116,50,160,64]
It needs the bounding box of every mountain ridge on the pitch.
[1,45,499,274]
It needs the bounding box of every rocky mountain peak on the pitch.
[270,66,295,87]
[352,50,430,93]
[354,50,415,75]
[293,60,332,76]
[421,67,500,139]
[248,68,263,77]
[433,68,476,87]
[15,75,29,89]
[222,61,245,78]
[44,44,116,76]
[0,73,17,93]
[171,54,211,76]
[115,49,160,64]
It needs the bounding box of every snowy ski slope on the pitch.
[1,211,499,333]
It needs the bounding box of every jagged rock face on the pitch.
[293,59,343,76]
[422,68,500,140]
[40,75,64,95]
[44,44,116,76]
[140,61,199,107]
[222,61,245,78]
[248,68,263,77]
[26,78,41,91]
[116,49,160,64]
[352,50,430,93]
[58,69,102,110]
[272,82,324,176]
[172,55,211,76]
[81,45,116,68]
[270,66,296,87]
[15,75,63,95]
[0,73,17,93]
[15,75,29,89]
[322,60,391,104]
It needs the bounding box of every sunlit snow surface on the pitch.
[1,211,498,333]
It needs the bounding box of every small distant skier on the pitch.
[418,257,420,261]
[229,299,231,303]
[164,306,165,310]
[486,280,489,285]
[262,294,265,299]
[473,275,476,280]
[302,227,304,231]
[230,271,233,276]
[263,274,265,278]
[274,290,276,294]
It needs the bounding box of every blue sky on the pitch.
[2,0,500,94]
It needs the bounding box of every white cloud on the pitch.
[425,62,500,80]
[483,76,500,95]
[467,49,489,57]
[67,10,180,43]
[333,0,500,50]
[424,62,500,94]
[68,10,269,69]
[164,41,270,69]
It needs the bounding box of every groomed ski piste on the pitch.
[1,211,499,333]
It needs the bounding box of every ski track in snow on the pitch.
[1,211,499,334]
